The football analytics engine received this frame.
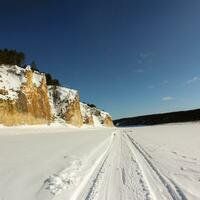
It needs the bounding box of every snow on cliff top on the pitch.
[48,86,78,103]
[0,65,24,90]
[80,102,111,127]
[0,65,24,100]
[100,110,111,118]
[0,65,43,100]
[80,102,110,119]
[48,86,79,117]
[80,102,92,118]
[32,71,44,87]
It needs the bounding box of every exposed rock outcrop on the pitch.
[48,86,83,127]
[80,103,94,125]
[101,112,114,127]
[0,65,51,125]
[80,102,114,127]
[0,65,114,127]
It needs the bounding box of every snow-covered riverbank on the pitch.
[0,123,199,200]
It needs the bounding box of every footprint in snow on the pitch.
[182,155,187,159]
[180,167,184,171]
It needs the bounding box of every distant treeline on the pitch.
[0,49,25,66]
[114,108,200,127]
[0,48,60,86]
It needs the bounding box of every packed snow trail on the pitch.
[74,130,151,200]
[0,124,199,200]
[73,129,189,200]
[124,130,187,200]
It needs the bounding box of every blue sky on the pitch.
[1,0,200,119]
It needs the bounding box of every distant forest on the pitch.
[114,108,200,127]
[0,48,60,86]
[0,49,25,66]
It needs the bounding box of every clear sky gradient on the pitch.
[1,0,200,119]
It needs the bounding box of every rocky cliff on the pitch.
[0,65,114,127]
[80,102,114,127]
[48,86,83,127]
[80,103,94,125]
[0,65,51,125]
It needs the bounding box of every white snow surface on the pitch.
[92,115,103,127]
[32,71,43,87]
[48,86,78,117]
[0,65,43,100]
[0,123,199,200]
[80,102,91,120]
[0,65,24,99]
[100,110,110,119]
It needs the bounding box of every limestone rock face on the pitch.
[63,100,83,127]
[94,110,114,127]
[0,65,114,127]
[48,86,83,127]
[80,103,94,125]
[0,65,52,125]
[101,113,114,127]
[80,102,114,127]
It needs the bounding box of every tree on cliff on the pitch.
[45,73,60,86]
[30,61,38,71]
[83,102,97,108]
[0,48,61,86]
[0,49,25,66]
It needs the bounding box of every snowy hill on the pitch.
[0,65,113,127]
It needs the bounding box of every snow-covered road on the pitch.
[0,124,200,200]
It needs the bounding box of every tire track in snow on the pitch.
[70,132,116,200]
[78,134,115,200]
[120,133,151,200]
[125,131,187,200]
[79,130,151,200]
[37,132,115,200]
[84,153,110,200]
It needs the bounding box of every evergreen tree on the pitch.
[30,61,38,71]
[45,73,60,86]
[0,49,25,66]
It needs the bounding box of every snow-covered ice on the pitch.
[0,123,199,200]
[0,126,113,200]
